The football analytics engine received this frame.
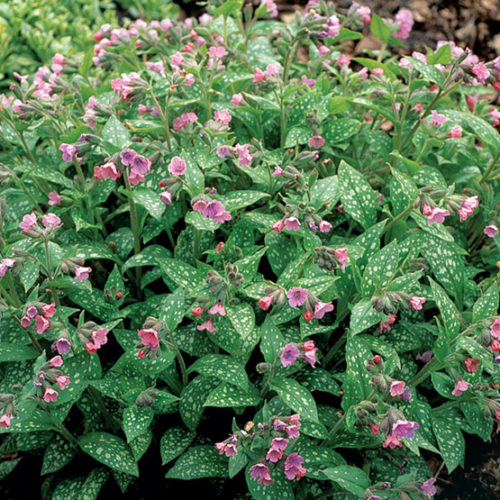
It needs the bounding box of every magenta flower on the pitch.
[94,161,121,181]
[0,258,15,278]
[35,315,50,334]
[197,319,217,333]
[392,419,419,439]
[215,440,237,457]
[161,190,172,205]
[168,156,186,176]
[382,434,402,449]
[284,216,300,231]
[409,296,426,310]
[49,355,63,367]
[41,303,56,318]
[490,319,500,339]
[20,316,31,328]
[250,463,273,486]
[286,424,301,439]
[471,62,490,85]
[452,379,471,397]
[234,143,252,166]
[230,93,244,106]
[74,266,92,282]
[390,380,406,397]
[484,225,498,237]
[280,344,300,367]
[59,143,77,162]
[457,196,479,222]
[216,146,230,158]
[266,447,283,463]
[48,192,62,205]
[301,75,316,88]
[334,248,349,270]
[0,414,11,428]
[272,220,285,233]
[56,375,71,390]
[287,287,308,307]
[308,135,325,148]
[448,126,462,139]
[326,15,340,37]
[284,453,307,481]
[272,165,283,176]
[43,387,59,403]
[91,328,108,348]
[138,328,160,350]
[173,112,198,131]
[420,478,437,498]
[313,301,334,320]
[54,337,71,354]
[273,419,287,431]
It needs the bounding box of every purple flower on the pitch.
[287,287,308,307]
[54,337,71,354]
[280,344,300,367]
[120,149,137,166]
[168,156,186,176]
[131,155,151,175]
[420,477,437,498]
[484,225,498,237]
[389,380,406,397]
[392,419,419,439]
[249,463,273,486]
[284,453,307,480]
[401,387,413,402]
[59,143,77,162]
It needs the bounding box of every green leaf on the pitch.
[227,304,255,341]
[101,115,131,150]
[285,126,312,147]
[131,187,166,221]
[215,0,243,17]
[310,175,339,209]
[427,44,452,65]
[342,336,372,409]
[204,381,261,407]
[159,287,185,331]
[129,430,152,461]
[185,211,219,231]
[179,375,220,431]
[77,468,109,500]
[338,160,378,229]
[473,284,499,322]
[461,401,493,441]
[0,343,38,362]
[350,301,385,335]
[160,426,195,465]
[324,118,361,145]
[79,432,139,476]
[429,278,461,338]
[323,465,371,497]
[389,167,418,215]
[221,190,269,212]
[41,434,75,475]
[406,57,445,86]
[188,354,249,389]
[18,260,39,292]
[158,257,206,292]
[245,464,294,500]
[271,378,319,422]
[229,451,248,479]
[122,406,154,443]
[260,319,285,364]
[432,418,465,473]
[370,13,391,43]
[166,446,227,479]
[361,240,400,296]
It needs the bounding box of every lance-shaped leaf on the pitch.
[429,277,461,338]
[270,378,319,422]
[160,427,195,465]
[323,465,371,497]
[187,354,250,390]
[166,446,227,479]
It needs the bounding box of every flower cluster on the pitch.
[280,341,318,368]
[33,356,70,403]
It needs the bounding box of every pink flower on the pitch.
[313,301,334,319]
[260,0,278,18]
[49,355,63,367]
[317,220,331,233]
[131,155,151,175]
[161,190,172,205]
[120,149,137,166]
[490,319,500,339]
[448,126,462,139]
[253,68,267,82]
[284,216,300,231]
[250,463,273,486]
[197,319,217,332]
[458,196,479,221]
[20,316,31,327]
[94,161,121,181]
[272,165,283,176]
[216,145,230,158]
[138,104,149,115]
[390,380,406,396]
[74,266,92,282]
[394,9,414,40]
[334,248,348,270]
[382,434,402,449]
[464,358,480,373]
[41,303,56,318]
[173,112,198,131]
[208,303,226,316]
[452,379,471,397]
[427,207,450,225]
[409,296,426,310]
[326,15,341,37]
[265,63,281,78]
[138,328,160,350]
[234,143,253,166]
[48,192,62,205]
[91,328,108,348]
[215,441,237,457]
[216,242,225,253]
[431,110,448,127]
[466,95,478,112]
[55,337,71,354]
[302,345,317,367]
[337,54,351,67]
[0,258,15,278]
[20,213,38,232]
[214,109,232,126]
[284,453,307,481]
[471,62,490,85]
[170,51,184,71]
[258,295,273,311]
[59,143,77,162]
[286,424,301,438]
[43,387,59,403]
[27,306,38,318]
[42,213,61,229]
[280,344,300,367]
[392,419,419,439]
[301,75,316,88]
[484,225,498,237]
[230,93,244,106]
[272,220,285,233]
[308,135,325,148]
[56,376,70,390]
[420,478,437,499]
[35,315,50,334]
[287,287,308,307]
[168,156,186,176]
[0,413,11,428]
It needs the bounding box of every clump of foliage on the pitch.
[0,0,500,498]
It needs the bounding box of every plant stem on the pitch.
[193,227,199,264]
[283,41,299,85]
[6,273,21,308]
[480,151,500,183]
[123,170,142,291]
[87,386,121,432]
[381,204,414,237]
[149,89,172,151]
[168,330,188,387]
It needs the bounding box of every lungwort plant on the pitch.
[0,1,500,498]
